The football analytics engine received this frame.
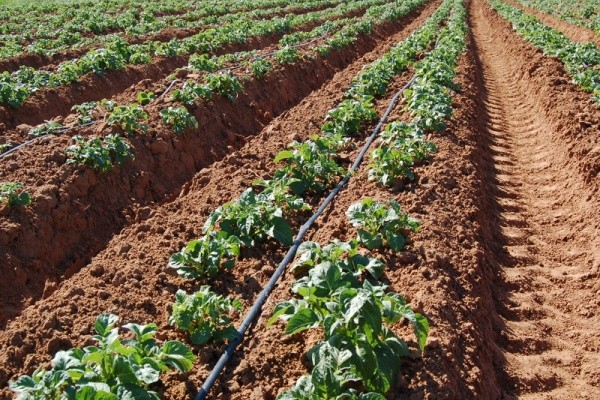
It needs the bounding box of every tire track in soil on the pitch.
[470,0,600,398]
[0,1,443,397]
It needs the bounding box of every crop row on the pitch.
[0,0,346,62]
[6,0,475,396]
[6,0,439,395]
[490,0,600,104]
[0,0,418,210]
[0,0,389,108]
[272,0,467,397]
[516,0,600,34]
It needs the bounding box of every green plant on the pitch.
[0,182,31,206]
[205,72,243,102]
[204,188,294,246]
[9,314,195,400]
[291,239,384,279]
[160,106,198,134]
[71,101,98,125]
[345,198,419,251]
[322,98,378,137]
[171,80,212,105]
[249,58,272,79]
[107,104,148,134]
[275,47,300,64]
[169,287,243,345]
[66,134,134,172]
[169,231,241,279]
[136,91,156,105]
[188,53,223,72]
[28,121,64,137]
[271,137,345,195]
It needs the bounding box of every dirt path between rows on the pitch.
[507,0,600,47]
[470,0,600,398]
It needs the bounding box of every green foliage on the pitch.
[71,102,98,125]
[171,80,212,105]
[9,314,195,400]
[66,134,134,172]
[160,106,198,134]
[204,188,294,246]
[275,47,300,64]
[345,198,419,252]
[0,182,31,206]
[136,91,155,106]
[369,121,436,186]
[322,98,378,137]
[249,58,272,79]
[169,231,241,279]
[205,72,243,102]
[169,287,243,345]
[188,53,223,72]
[107,104,148,134]
[28,121,65,137]
[272,137,345,195]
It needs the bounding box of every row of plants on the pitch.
[369,0,467,186]
[516,0,600,34]
[490,0,600,104]
[168,0,442,280]
[0,0,347,62]
[272,1,467,395]
[4,0,428,175]
[6,0,460,396]
[0,0,390,108]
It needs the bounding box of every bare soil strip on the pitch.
[470,0,600,398]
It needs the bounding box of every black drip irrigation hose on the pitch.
[0,121,95,160]
[194,74,417,400]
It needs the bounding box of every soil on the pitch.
[0,0,598,399]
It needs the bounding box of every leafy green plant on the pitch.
[71,101,98,125]
[28,121,65,137]
[275,47,300,64]
[169,287,243,345]
[0,182,32,206]
[345,198,419,251]
[160,106,198,134]
[169,231,241,279]
[188,53,223,72]
[322,97,378,137]
[270,271,429,394]
[249,58,272,79]
[136,91,156,105]
[272,137,345,195]
[0,142,13,153]
[66,134,134,172]
[369,121,436,186]
[107,104,148,134]
[171,80,212,105]
[291,239,384,279]
[9,314,195,400]
[204,188,294,246]
[205,72,243,102]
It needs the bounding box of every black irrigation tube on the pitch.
[194,74,417,400]
[0,121,95,160]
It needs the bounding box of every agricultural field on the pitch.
[0,0,598,398]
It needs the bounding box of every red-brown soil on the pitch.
[0,0,441,360]
[0,0,599,399]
